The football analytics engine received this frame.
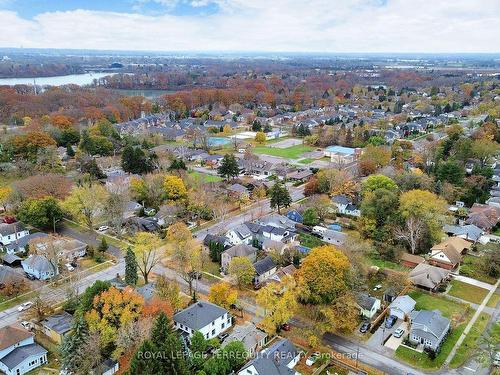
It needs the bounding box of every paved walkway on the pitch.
[444,278,500,366]
[453,275,496,291]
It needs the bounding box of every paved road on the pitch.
[0,259,125,329]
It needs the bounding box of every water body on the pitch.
[208,137,231,147]
[0,72,113,86]
[112,89,175,99]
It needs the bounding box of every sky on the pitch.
[0,0,499,53]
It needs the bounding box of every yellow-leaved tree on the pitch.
[63,184,108,229]
[208,282,238,310]
[163,175,187,202]
[132,232,162,285]
[0,186,12,211]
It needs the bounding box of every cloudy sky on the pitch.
[0,0,499,53]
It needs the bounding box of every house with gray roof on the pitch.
[0,223,30,249]
[409,263,450,292]
[442,224,483,243]
[409,310,450,351]
[221,322,267,356]
[173,301,232,341]
[253,256,277,285]
[21,255,58,280]
[357,293,381,319]
[226,224,253,245]
[40,311,74,344]
[4,232,48,255]
[238,339,300,375]
[0,325,48,375]
[389,295,416,320]
[221,244,258,272]
[136,283,156,302]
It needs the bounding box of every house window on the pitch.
[221,323,225,329]
[212,329,215,336]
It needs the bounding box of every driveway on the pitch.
[384,322,408,351]
[366,318,399,349]
[452,275,496,291]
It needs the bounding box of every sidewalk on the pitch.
[444,278,500,366]
[452,275,496,291]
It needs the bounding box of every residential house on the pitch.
[202,234,231,252]
[253,256,277,285]
[0,325,48,375]
[442,224,483,243]
[40,311,73,344]
[221,244,258,272]
[323,146,361,164]
[136,283,156,302]
[286,210,303,224]
[320,229,347,246]
[409,310,450,352]
[173,301,232,341]
[256,214,296,231]
[486,197,500,208]
[32,236,87,263]
[226,224,253,245]
[1,254,22,267]
[429,237,471,270]
[357,294,381,320]
[21,255,58,280]
[95,358,119,375]
[266,264,297,285]
[227,183,250,199]
[331,195,360,217]
[389,295,416,320]
[465,204,500,232]
[4,233,48,255]
[123,201,142,219]
[0,223,29,247]
[0,265,24,288]
[221,322,267,356]
[153,204,180,227]
[399,253,425,268]
[409,263,450,292]
[238,339,301,375]
[287,169,313,183]
[262,239,287,255]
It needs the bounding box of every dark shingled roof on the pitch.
[173,301,228,331]
[254,256,276,276]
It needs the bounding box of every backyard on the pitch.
[459,255,497,284]
[447,280,489,305]
[408,290,471,320]
[188,170,223,183]
[299,233,324,248]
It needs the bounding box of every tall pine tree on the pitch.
[60,315,89,373]
[125,247,138,286]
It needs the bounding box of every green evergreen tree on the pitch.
[190,331,208,370]
[60,315,89,373]
[66,144,75,157]
[125,247,138,286]
[129,339,163,375]
[97,237,108,253]
[269,182,292,214]
[217,154,240,181]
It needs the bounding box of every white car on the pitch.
[65,263,75,272]
[20,321,33,331]
[306,352,320,366]
[97,225,109,232]
[18,301,33,312]
[393,328,405,338]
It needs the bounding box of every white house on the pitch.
[21,255,58,280]
[357,294,381,319]
[0,325,48,375]
[409,310,450,351]
[226,224,253,245]
[0,223,30,247]
[173,301,232,341]
[253,256,277,285]
[238,339,300,375]
[331,195,361,217]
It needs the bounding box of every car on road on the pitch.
[306,352,320,366]
[281,323,291,331]
[18,301,33,312]
[97,225,109,232]
[359,322,371,333]
[385,315,398,328]
[188,271,202,280]
[393,327,405,338]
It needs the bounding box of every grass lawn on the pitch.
[448,280,489,304]
[492,227,500,236]
[459,255,497,284]
[0,291,36,312]
[449,312,490,368]
[188,170,223,183]
[299,233,324,248]
[395,322,466,370]
[408,290,470,320]
[298,158,314,164]
[253,144,314,159]
[486,292,500,308]
[365,254,409,272]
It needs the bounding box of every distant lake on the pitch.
[0,72,114,87]
[112,89,176,98]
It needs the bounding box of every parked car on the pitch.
[385,315,398,328]
[18,301,33,312]
[97,225,109,232]
[25,273,36,281]
[493,351,500,367]
[359,322,371,333]
[188,271,202,280]
[218,333,229,342]
[65,263,75,272]
[144,208,156,216]
[20,321,33,331]
[306,352,320,366]
[281,323,291,331]
[393,328,405,338]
